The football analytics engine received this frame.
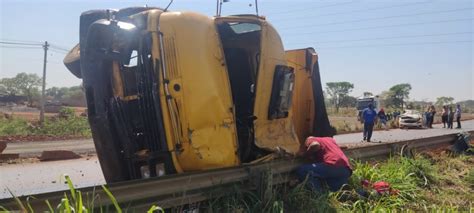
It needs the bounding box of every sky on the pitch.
[0,0,472,102]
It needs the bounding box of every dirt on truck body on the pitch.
[64,7,332,183]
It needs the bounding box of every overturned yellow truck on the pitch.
[64,7,332,183]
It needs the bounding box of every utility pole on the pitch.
[39,41,49,124]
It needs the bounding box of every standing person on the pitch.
[423,106,431,128]
[393,110,400,120]
[378,108,389,130]
[447,106,454,129]
[296,136,352,192]
[362,103,377,142]
[455,104,462,129]
[441,105,448,128]
[428,105,436,128]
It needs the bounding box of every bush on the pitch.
[0,107,91,137]
[0,116,30,135]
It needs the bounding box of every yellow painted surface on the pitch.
[149,11,240,171]
[285,48,317,145]
[148,10,184,173]
[111,62,124,98]
[252,21,300,154]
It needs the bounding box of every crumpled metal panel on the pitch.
[252,22,300,154]
[150,11,240,172]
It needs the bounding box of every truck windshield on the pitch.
[356,99,374,110]
[228,22,261,34]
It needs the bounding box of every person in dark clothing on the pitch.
[393,111,400,120]
[455,104,462,129]
[362,103,377,142]
[296,137,352,192]
[378,108,388,130]
[428,105,436,128]
[441,105,448,128]
[447,106,454,129]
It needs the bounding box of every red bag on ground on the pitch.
[361,180,399,196]
[372,181,391,195]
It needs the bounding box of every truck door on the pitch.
[252,22,300,154]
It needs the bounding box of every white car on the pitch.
[398,110,423,128]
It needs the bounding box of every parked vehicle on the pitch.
[398,110,423,128]
[356,95,379,122]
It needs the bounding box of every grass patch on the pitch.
[208,153,473,212]
[0,107,91,137]
[2,153,472,212]
[2,175,164,212]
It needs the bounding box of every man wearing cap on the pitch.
[295,136,352,192]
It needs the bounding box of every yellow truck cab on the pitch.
[65,7,331,183]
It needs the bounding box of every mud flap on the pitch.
[310,61,334,137]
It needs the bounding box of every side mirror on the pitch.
[63,44,82,78]
[84,19,138,63]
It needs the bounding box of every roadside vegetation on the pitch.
[3,151,472,212]
[0,107,91,138]
[206,152,473,212]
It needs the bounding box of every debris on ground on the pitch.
[451,132,473,154]
[0,141,6,153]
[39,150,81,161]
[0,153,20,162]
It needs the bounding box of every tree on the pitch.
[46,85,86,107]
[435,96,454,106]
[46,86,75,100]
[0,77,21,96]
[379,90,394,108]
[326,82,354,112]
[339,95,357,108]
[0,73,42,106]
[388,83,411,109]
[15,73,42,106]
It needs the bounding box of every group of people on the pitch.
[439,104,462,129]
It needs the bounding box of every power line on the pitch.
[265,1,357,16]
[0,39,43,44]
[0,45,43,50]
[313,40,472,49]
[1,41,71,53]
[281,18,473,36]
[49,46,69,52]
[270,1,434,22]
[275,7,473,30]
[287,32,472,45]
[50,44,71,52]
[49,49,68,54]
[0,41,43,46]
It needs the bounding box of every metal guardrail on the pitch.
[1,131,472,211]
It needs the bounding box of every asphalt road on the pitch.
[4,120,473,155]
[336,119,473,144]
[1,120,473,199]
[1,156,105,199]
